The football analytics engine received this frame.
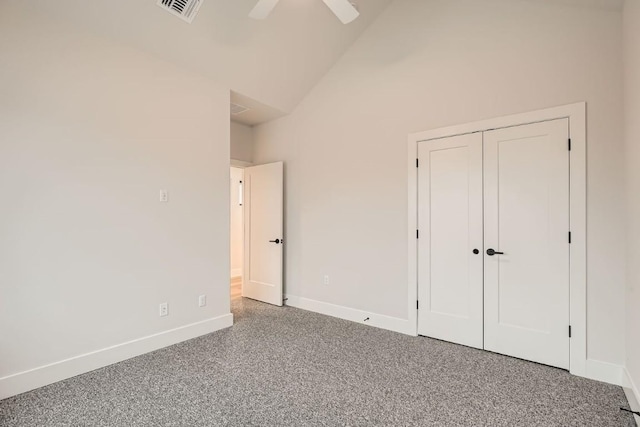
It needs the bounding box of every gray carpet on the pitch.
[0,298,636,426]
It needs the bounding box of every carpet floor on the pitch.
[0,298,636,426]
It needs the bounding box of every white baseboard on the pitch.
[622,368,640,424]
[284,294,414,336]
[230,268,242,278]
[0,313,233,400]
[583,359,627,386]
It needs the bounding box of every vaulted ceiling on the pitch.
[8,0,624,118]
[17,0,393,113]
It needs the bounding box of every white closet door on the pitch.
[418,133,484,349]
[483,119,570,369]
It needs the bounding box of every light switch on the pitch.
[159,190,168,202]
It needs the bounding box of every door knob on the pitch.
[269,239,281,244]
[486,248,504,256]
[473,249,480,255]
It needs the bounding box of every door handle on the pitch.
[269,239,281,244]
[486,248,504,256]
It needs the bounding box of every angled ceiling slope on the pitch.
[522,0,623,10]
[230,91,286,126]
[21,0,393,113]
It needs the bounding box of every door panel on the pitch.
[483,119,570,369]
[418,133,484,349]
[243,162,284,306]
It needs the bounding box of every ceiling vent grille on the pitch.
[230,103,250,115]
[157,0,203,23]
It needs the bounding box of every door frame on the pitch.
[407,102,586,377]
[230,160,252,302]
[230,166,246,280]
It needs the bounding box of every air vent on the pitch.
[157,0,203,23]
[230,103,250,115]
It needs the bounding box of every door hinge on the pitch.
[416,158,419,168]
[569,325,572,338]
[417,229,419,239]
[568,138,572,151]
[417,300,419,309]
[568,232,572,244]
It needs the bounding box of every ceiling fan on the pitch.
[249,0,360,24]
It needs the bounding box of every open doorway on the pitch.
[229,166,244,300]
[229,91,286,308]
[229,158,285,306]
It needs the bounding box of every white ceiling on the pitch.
[523,0,623,10]
[230,91,287,126]
[19,0,393,116]
[11,0,622,125]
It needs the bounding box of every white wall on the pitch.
[0,3,231,397]
[230,167,244,278]
[230,122,254,163]
[254,0,626,367]
[624,0,640,401]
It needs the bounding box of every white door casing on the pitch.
[417,133,484,349]
[483,119,570,369]
[243,162,284,306]
[230,167,244,279]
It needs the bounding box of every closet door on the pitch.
[418,133,484,349]
[483,119,570,369]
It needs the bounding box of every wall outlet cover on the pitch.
[159,302,169,317]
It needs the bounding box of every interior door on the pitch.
[483,119,570,369]
[243,162,284,306]
[418,133,484,349]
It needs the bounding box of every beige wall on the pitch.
[624,0,640,399]
[0,2,230,384]
[230,122,254,163]
[254,0,626,366]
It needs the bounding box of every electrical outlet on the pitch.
[159,302,168,317]
[159,190,169,202]
[198,295,206,307]
[323,275,329,285]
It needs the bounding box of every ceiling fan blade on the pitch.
[322,0,359,24]
[249,0,280,20]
